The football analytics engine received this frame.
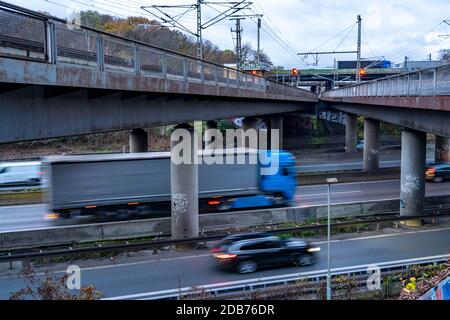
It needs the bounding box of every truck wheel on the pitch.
[237,261,257,274]
[273,193,285,207]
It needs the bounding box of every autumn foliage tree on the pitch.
[79,11,273,67]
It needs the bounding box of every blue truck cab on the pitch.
[211,150,297,211]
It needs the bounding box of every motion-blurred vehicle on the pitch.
[211,233,320,274]
[426,162,450,182]
[43,149,297,221]
[356,140,364,151]
[0,161,42,186]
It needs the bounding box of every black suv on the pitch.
[210,233,320,274]
[426,162,450,182]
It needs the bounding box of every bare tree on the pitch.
[10,264,103,300]
[438,49,450,61]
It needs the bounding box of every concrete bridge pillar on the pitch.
[345,113,358,153]
[363,118,380,171]
[242,117,258,149]
[435,135,450,162]
[129,128,148,152]
[270,114,284,150]
[400,129,426,227]
[242,117,258,131]
[170,124,199,249]
[204,120,219,149]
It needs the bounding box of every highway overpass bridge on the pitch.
[321,64,450,223]
[1,2,450,233]
[0,1,317,145]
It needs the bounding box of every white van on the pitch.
[0,161,42,186]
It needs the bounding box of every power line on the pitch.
[141,1,251,59]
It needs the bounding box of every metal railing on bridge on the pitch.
[323,63,450,98]
[0,1,308,99]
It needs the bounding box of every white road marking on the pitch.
[312,226,450,245]
[297,157,434,169]
[8,254,214,277]
[0,204,44,210]
[296,190,361,198]
[295,197,400,208]
[296,179,400,189]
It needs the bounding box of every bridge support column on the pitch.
[400,129,426,227]
[270,114,283,150]
[363,118,380,171]
[345,113,358,153]
[204,120,219,149]
[243,117,258,131]
[435,135,450,162]
[129,128,148,152]
[243,117,258,149]
[170,124,199,249]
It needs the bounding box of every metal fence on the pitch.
[0,1,309,98]
[324,63,450,98]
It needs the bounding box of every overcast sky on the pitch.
[7,0,450,68]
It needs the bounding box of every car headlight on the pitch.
[307,247,321,253]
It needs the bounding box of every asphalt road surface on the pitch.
[295,157,435,173]
[0,226,448,299]
[0,180,449,232]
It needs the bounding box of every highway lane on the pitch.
[0,158,396,190]
[0,180,450,232]
[0,227,448,299]
[296,156,435,173]
[0,157,433,191]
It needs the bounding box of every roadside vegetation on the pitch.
[10,264,102,300]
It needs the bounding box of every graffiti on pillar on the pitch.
[401,173,420,197]
[172,193,188,222]
[318,111,346,125]
[400,199,407,208]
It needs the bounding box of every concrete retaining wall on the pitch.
[2,195,449,251]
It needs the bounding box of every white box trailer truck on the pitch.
[43,150,296,220]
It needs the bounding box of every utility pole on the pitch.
[231,17,244,69]
[142,1,251,61]
[356,15,362,83]
[257,17,261,65]
[196,0,203,59]
[333,58,338,88]
[230,14,263,70]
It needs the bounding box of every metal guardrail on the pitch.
[0,1,309,99]
[103,254,449,300]
[323,63,450,98]
[1,209,449,262]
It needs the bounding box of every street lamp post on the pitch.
[326,177,338,300]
